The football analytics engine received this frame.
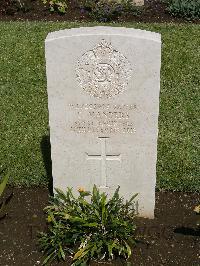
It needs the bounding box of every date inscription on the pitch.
[68,103,136,134]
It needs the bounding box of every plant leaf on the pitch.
[0,174,9,197]
[59,244,65,260]
[124,240,132,258]
[73,247,89,260]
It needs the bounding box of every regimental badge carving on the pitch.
[76,39,132,99]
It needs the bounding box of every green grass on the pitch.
[0,22,199,191]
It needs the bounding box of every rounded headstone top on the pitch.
[46,26,161,43]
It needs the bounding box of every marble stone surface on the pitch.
[45,27,161,218]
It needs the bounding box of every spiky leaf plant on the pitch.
[39,185,138,265]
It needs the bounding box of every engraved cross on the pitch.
[86,137,121,188]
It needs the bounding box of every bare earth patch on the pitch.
[0,0,199,23]
[0,188,199,265]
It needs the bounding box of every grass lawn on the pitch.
[0,22,199,191]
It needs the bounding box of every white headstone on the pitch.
[133,0,144,6]
[45,27,161,218]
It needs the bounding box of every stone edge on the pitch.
[45,26,161,43]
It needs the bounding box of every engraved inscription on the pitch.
[76,39,132,99]
[86,137,121,188]
[69,103,136,134]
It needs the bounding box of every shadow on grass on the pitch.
[40,135,53,196]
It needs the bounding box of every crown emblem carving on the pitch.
[76,39,132,99]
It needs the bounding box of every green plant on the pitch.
[39,185,138,265]
[0,171,10,220]
[2,0,31,14]
[15,0,30,11]
[166,0,200,20]
[42,0,68,13]
[0,173,8,197]
[194,204,200,227]
[79,0,142,21]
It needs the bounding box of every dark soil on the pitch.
[0,188,199,266]
[0,0,199,23]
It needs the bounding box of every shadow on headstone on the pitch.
[40,135,53,196]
